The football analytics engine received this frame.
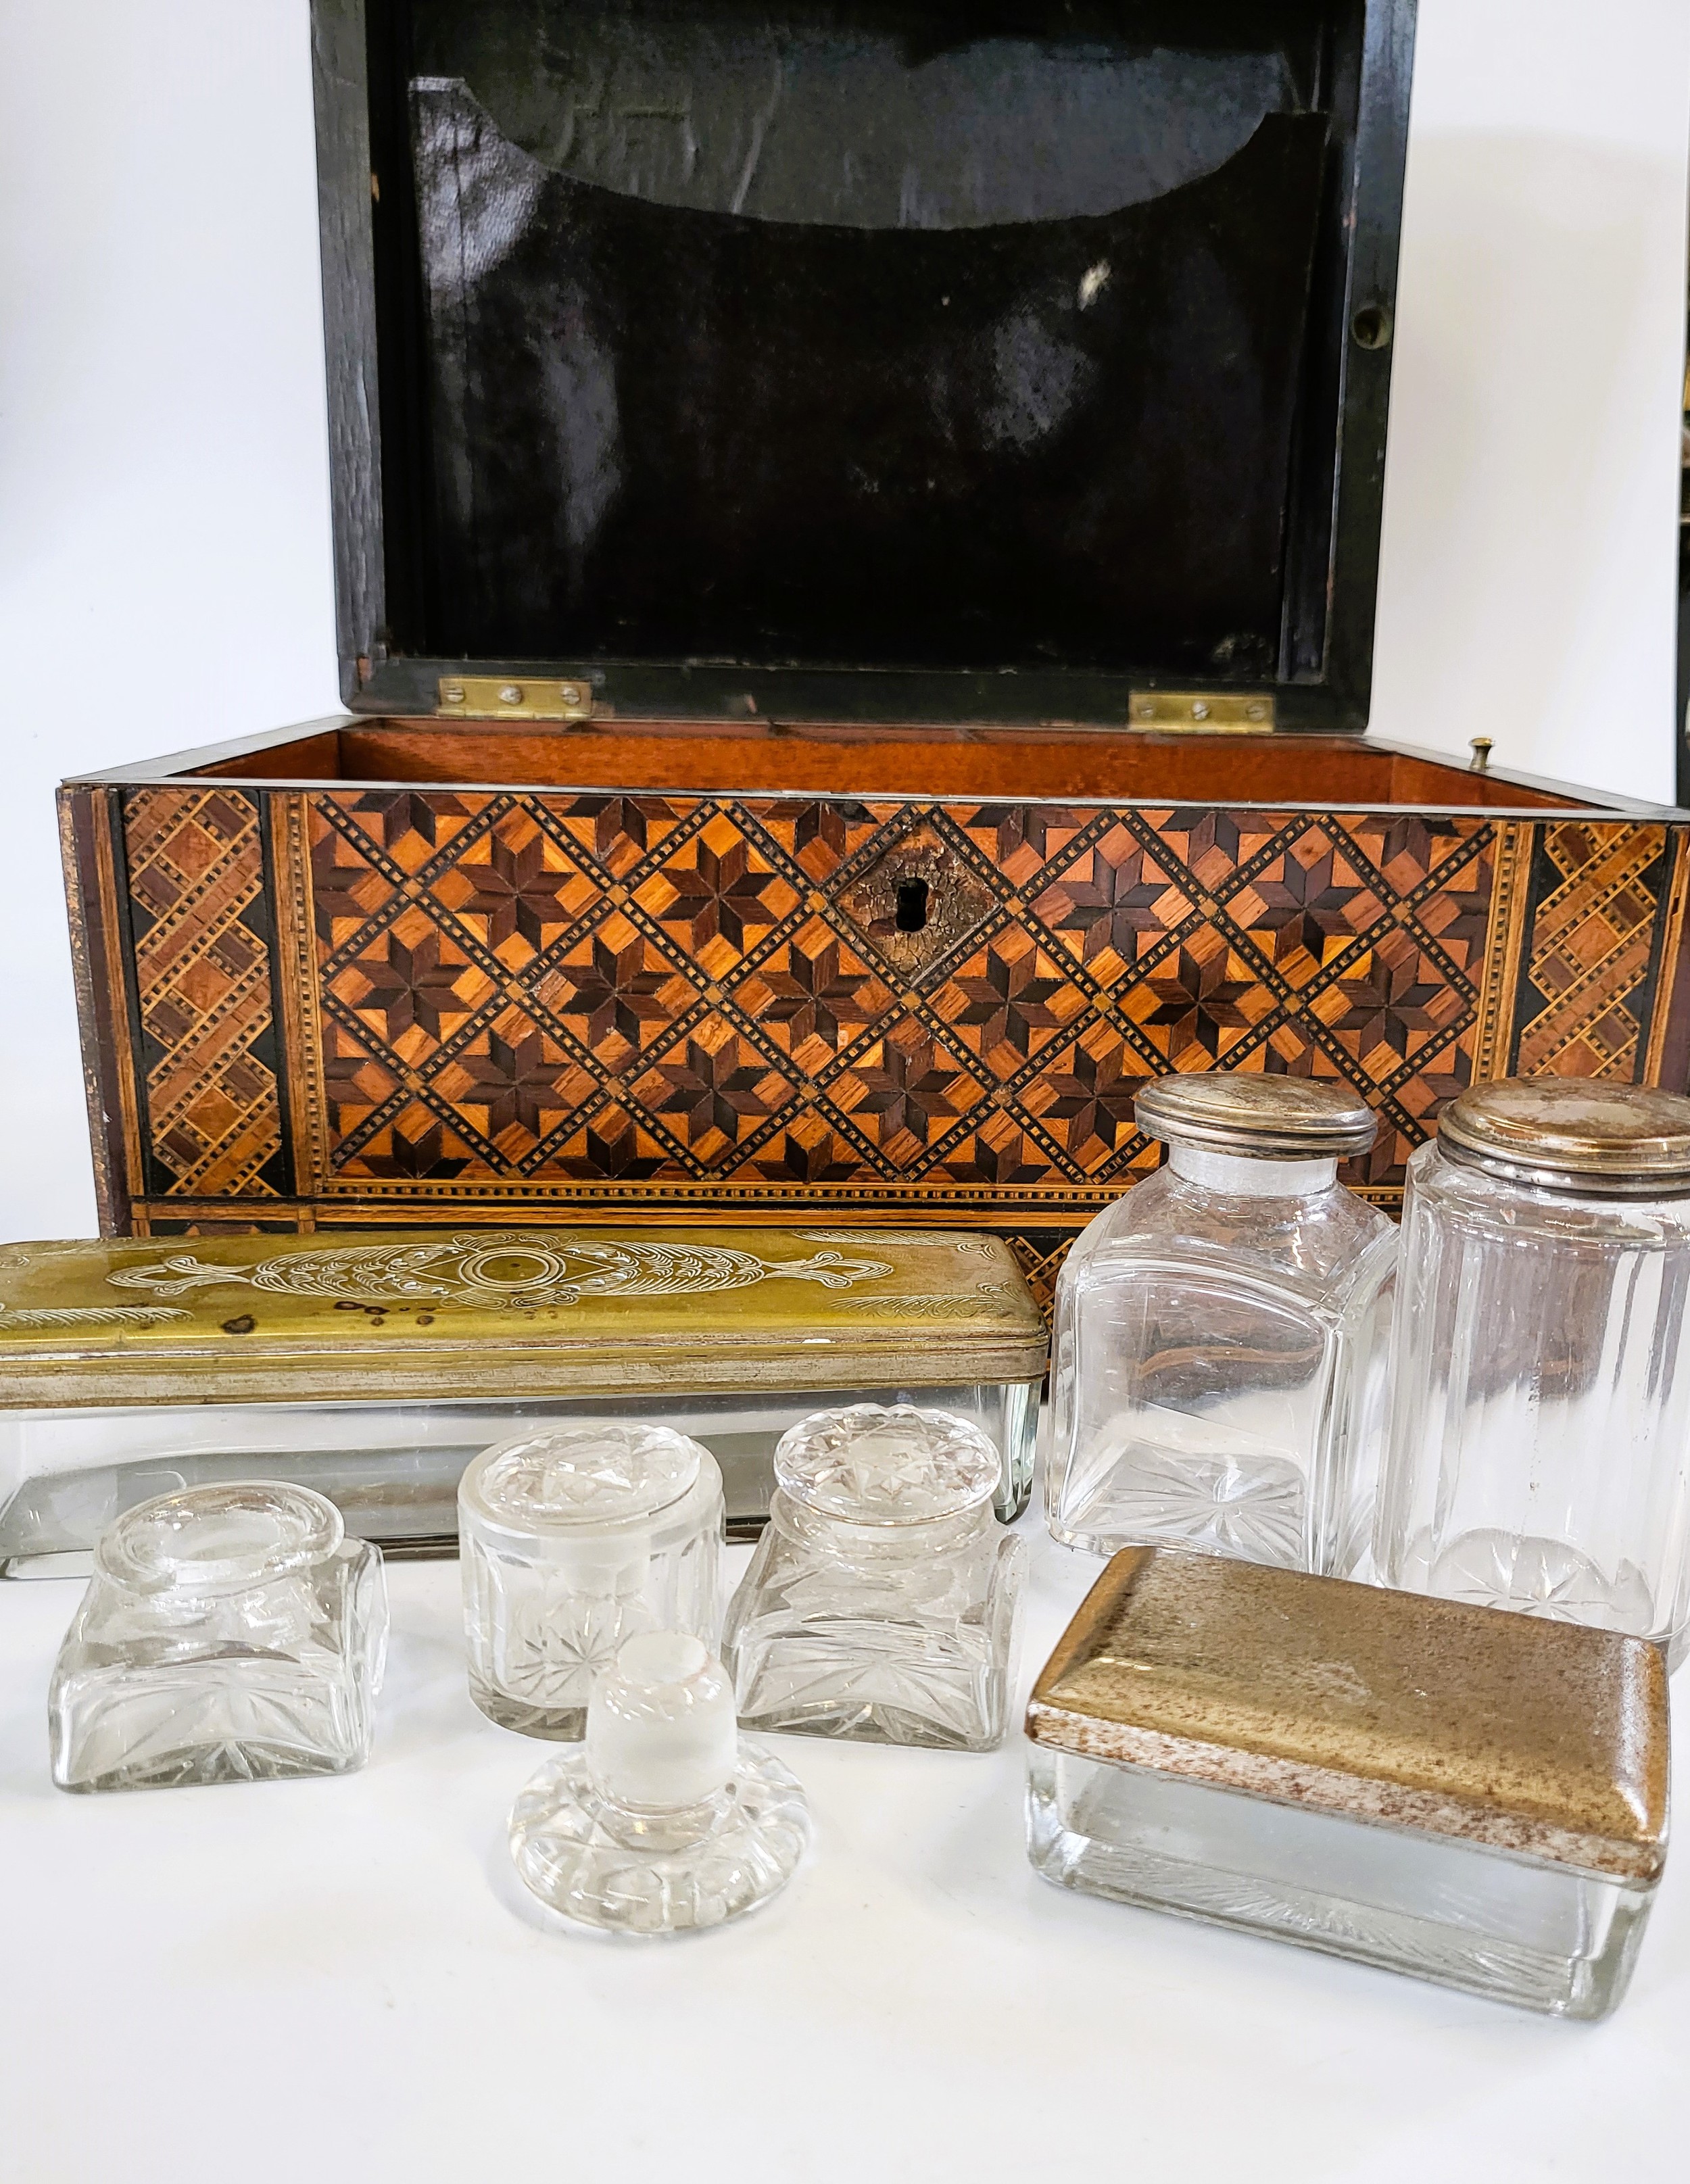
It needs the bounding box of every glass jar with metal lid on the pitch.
[1047,1071,1397,1572]
[1374,1078,1690,1662]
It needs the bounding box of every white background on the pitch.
[0,7,1688,2173]
[1,0,1687,1242]
[1,1526,1686,2184]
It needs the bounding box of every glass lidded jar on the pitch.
[1047,1071,1396,1572]
[458,1423,725,1738]
[1375,1078,1690,1663]
[721,1403,1023,1751]
[51,1480,388,1792]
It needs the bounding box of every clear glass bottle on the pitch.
[459,1423,724,1738]
[1375,1078,1690,1662]
[50,1480,387,1792]
[509,1630,809,1935]
[721,1403,1023,1750]
[1048,1072,1396,1571]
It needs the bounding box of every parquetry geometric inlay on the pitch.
[124,787,281,1197]
[293,791,1526,1207]
[1514,822,1667,1081]
[89,778,1688,1248]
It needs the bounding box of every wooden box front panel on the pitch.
[63,782,1690,1315]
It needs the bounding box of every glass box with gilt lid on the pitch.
[0,1224,1043,1575]
[1026,1547,1670,2019]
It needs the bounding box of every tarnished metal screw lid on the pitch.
[1134,1071,1376,1159]
[1436,1077,1690,1196]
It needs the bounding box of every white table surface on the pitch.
[0,1517,1684,2184]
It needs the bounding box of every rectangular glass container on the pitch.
[0,1228,1043,1574]
[1025,1548,1669,2019]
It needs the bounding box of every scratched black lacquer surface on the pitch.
[395,0,1333,676]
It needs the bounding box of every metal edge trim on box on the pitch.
[1025,1549,1670,1884]
[1023,1704,1664,1885]
[0,1334,1047,1413]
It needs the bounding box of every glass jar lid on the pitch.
[462,1422,705,1536]
[96,1480,343,1595]
[1134,1071,1376,1158]
[1436,1079,1690,1197]
[774,1403,999,1524]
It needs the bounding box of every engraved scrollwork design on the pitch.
[105,1235,896,1311]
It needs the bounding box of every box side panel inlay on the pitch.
[122,787,286,1201]
[74,783,1690,1252]
[1511,822,1671,1082]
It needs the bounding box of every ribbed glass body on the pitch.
[1048,1143,1396,1571]
[1375,1139,1690,1661]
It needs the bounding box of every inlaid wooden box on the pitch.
[57,0,1690,1312]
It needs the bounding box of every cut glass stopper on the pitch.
[464,1423,703,1540]
[508,1631,808,1934]
[773,1403,1000,1524]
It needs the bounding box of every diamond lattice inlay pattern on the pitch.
[124,787,282,1198]
[1514,822,1668,1080]
[288,792,1536,1209]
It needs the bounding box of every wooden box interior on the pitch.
[188,722,1591,811]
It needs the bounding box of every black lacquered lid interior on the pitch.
[366,0,1384,708]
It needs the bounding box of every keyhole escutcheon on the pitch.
[895,877,931,933]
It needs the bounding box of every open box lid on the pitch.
[314,0,1416,734]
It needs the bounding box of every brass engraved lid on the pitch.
[1027,1549,1668,1882]
[0,1227,1044,1410]
[1134,1071,1376,1159]
[1436,1077,1690,1198]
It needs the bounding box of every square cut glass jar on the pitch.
[1374,1080,1690,1662]
[50,1480,388,1792]
[1025,1547,1669,2020]
[1048,1073,1396,1572]
[722,1404,1023,1751]
[459,1423,725,1738]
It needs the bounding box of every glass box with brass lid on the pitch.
[1375,1077,1690,1661]
[0,1226,1043,1574]
[1025,1546,1669,2019]
[1047,1073,1395,1572]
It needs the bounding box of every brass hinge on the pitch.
[437,675,596,722]
[1128,691,1276,732]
